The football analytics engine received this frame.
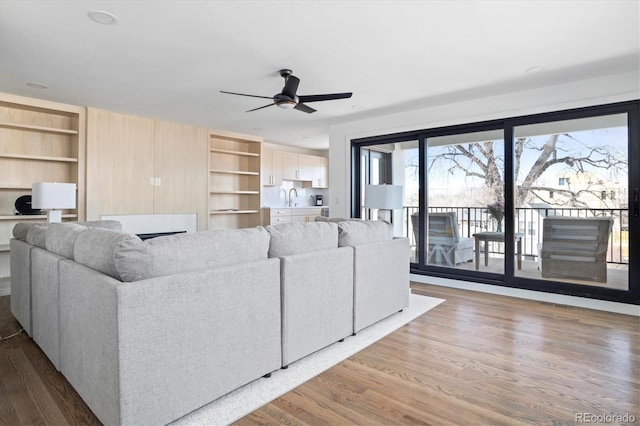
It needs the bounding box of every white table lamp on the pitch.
[364,184,403,222]
[31,182,76,223]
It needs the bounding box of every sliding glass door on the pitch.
[351,100,638,304]
[421,129,505,274]
[512,113,632,293]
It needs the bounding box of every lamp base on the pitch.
[378,209,391,223]
[46,210,62,223]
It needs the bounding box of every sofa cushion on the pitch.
[25,225,49,248]
[13,222,46,240]
[337,220,393,247]
[113,227,271,282]
[76,220,122,230]
[13,220,121,241]
[265,222,338,257]
[314,216,362,222]
[45,222,88,259]
[74,228,140,280]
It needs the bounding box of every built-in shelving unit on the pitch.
[208,131,262,229]
[0,92,86,286]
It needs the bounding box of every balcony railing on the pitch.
[403,206,629,264]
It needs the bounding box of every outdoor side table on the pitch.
[473,232,523,270]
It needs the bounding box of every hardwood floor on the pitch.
[1,284,638,425]
[236,284,639,425]
[0,296,99,425]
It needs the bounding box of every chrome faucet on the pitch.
[288,188,298,207]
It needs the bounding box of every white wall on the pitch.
[327,71,639,311]
[329,71,640,219]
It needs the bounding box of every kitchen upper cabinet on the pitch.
[262,147,283,186]
[300,154,328,188]
[86,108,208,229]
[282,151,299,180]
[277,151,328,188]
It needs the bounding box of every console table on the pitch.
[473,232,523,270]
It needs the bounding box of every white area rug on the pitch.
[171,293,444,426]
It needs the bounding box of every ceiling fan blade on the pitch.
[246,103,275,112]
[220,91,273,100]
[294,103,316,114]
[298,92,353,103]
[282,75,300,99]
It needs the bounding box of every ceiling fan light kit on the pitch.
[221,69,352,114]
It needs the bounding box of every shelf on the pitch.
[0,121,78,135]
[0,153,78,163]
[210,148,260,157]
[210,190,259,195]
[209,169,259,176]
[0,244,9,252]
[0,214,77,221]
[0,184,33,190]
[210,210,259,215]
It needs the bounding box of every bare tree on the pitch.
[413,133,627,208]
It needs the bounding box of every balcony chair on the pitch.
[538,216,613,283]
[411,212,474,267]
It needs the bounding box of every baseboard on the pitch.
[0,277,10,297]
[411,274,640,317]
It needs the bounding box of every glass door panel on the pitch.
[513,114,629,291]
[424,129,505,273]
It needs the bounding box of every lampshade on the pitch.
[364,185,403,210]
[32,183,76,209]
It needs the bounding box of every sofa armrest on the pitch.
[10,238,34,335]
[353,237,410,333]
[279,246,354,366]
[60,258,281,426]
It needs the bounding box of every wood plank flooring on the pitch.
[1,283,638,425]
[236,284,639,425]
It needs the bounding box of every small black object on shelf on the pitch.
[15,195,41,215]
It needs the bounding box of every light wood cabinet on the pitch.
[291,207,324,222]
[263,207,324,225]
[300,154,329,188]
[153,121,208,230]
[86,108,208,230]
[0,93,86,286]
[262,147,283,186]
[282,151,299,180]
[209,131,262,229]
[270,150,328,188]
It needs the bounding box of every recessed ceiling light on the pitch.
[26,82,48,89]
[88,10,118,25]
[525,66,544,74]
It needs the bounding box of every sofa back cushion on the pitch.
[14,222,45,241]
[25,225,49,248]
[13,220,121,241]
[76,220,122,230]
[337,220,393,247]
[265,222,338,257]
[74,228,141,280]
[45,222,88,259]
[113,227,271,282]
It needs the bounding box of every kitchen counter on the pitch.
[262,206,328,225]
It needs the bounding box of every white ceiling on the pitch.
[1,0,638,150]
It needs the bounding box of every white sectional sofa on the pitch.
[10,219,409,425]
